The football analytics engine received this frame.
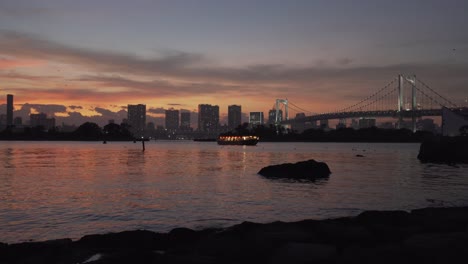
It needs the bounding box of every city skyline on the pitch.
[0,0,467,127]
[0,94,251,128]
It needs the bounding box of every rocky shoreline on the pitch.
[1,206,468,264]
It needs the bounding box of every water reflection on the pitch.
[2,147,14,169]
[0,141,467,243]
[123,149,147,176]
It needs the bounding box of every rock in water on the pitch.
[258,159,331,180]
[418,136,468,163]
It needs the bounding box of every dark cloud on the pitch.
[75,74,248,97]
[18,103,67,116]
[0,71,59,81]
[57,108,127,127]
[68,105,83,110]
[336,58,353,66]
[0,30,205,79]
[147,107,166,114]
[7,103,66,125]
[93,107,117,116]
[1,30,467,109]
[3,103,129,127]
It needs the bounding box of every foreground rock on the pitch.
[258,159,331,180]
[1,207,468,263]
[418,136,468,163]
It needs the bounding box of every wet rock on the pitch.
[168,227,199,245]
[417,136,468,163]
[3,206,468,264]
[357,210,410,226]
[403,232,468,263]
[76,230,167,250]
[3,238,73,264]
[340,244,405,264]
[410,207,468,232]
[316,222,374,246]
[270,242,336,264]
[258,159,331,179]
[0,242,7,254]
[368,225,423,244]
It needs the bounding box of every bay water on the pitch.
[1,141,467,243]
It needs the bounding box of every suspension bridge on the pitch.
[272,74,462,132]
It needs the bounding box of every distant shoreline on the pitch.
[0,138,425,143]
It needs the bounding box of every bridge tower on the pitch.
[275,99,289,125]
[398,74,404,128]
[397,74,417,132]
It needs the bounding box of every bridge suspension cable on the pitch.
[278,74,459,130]
[415,77,458,108]
[333,77,398,114]
[288,101,317,115]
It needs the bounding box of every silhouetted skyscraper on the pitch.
[6,94,13,126]
[180,112,191,129]
[198,104,219,132]
[30,113,55,130]
[127,104,146,136]
[268,109,282,125]
[228,105,242,130]
[249,112,264,126]
[165,109,179,131]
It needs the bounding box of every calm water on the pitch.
[1,141,467,243]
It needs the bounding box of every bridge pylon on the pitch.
[398,74,417,132]
[275,99,289,125]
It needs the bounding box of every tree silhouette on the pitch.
[74,122,102,140]
[103,123,134,140]
[460,125,468,136]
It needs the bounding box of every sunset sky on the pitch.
[1,0,467,126]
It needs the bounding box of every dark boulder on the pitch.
[258,159,331,180]
[357,210,410,226]
[75,230,167,250]
[2,239,73,264]
[417,136,468,163]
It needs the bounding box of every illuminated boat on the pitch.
[217,135,259,146]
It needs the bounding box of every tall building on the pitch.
[127,104,146,136]
[180,112,191,130]
[165,109,179,131]
[249,112,264,126]
[30,113,56,130]
[268,109,283,125]
[198,104,219,132]
[6,94,13,126]
[228,105,242,130]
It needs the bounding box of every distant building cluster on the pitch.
[0,94,55,132]
[3,93,468,138]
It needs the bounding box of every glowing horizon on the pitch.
[1,0,467,126]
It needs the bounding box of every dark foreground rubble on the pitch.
[1,206,468,264]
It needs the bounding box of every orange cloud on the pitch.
[0,57,44,69]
